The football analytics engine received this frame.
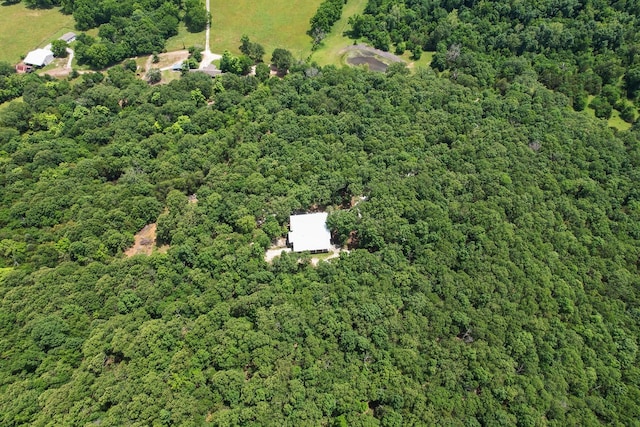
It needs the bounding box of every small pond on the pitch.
[346,55,388,72]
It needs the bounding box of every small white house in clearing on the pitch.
[23,48,54,67]
[288,212,332,253]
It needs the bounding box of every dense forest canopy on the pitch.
[346,0,640,120]
[0,59,639,425]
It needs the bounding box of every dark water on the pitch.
[346,56,388,72]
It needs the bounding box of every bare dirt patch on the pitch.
[264,238,347,265]
[38,56,72,78]
[310,245,347,266]
[125,223,167,257]
[265,237,291,262]
[40,67,70,78]
[155,50,190,70]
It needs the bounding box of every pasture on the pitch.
[209,0,322,61]
[0,4,74,63]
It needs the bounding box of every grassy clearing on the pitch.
[210,0,322,60]
[608,109,633,131]
[310,0,367,67]
[584,95,634,131]
[0,4,74,63]
[161,69,182,84]
[404,50,434,70]
[310,0,433,71]
[166,23,206,52]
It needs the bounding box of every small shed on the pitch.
[24,48,54,67]
[171,61,184,71]
[15,62,33,74]
[288,212,332,253]
[59,32,76,43]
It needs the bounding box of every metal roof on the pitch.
[59,32,76,43]
[23,48,54,67]
[288,212,332,252]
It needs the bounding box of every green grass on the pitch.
[0,4,75,63]
[161,69,181,84]
[608,109,633,131]
[210,0,322,60]
[165,23,206,52]
[584,95,634,131]
[310,0,433,71]
[405,50,434,69]
[310,0,367,66]
[165,0,205,52]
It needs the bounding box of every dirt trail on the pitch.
[199,0,222,68]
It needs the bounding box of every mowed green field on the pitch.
[210,0,322,60]
[165,23,206,52]
[0,4,75,63]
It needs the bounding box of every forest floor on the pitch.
[124,223,168,257]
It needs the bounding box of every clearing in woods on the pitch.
[165,23,206,53]
[309,0,368,66]
[209,0,322,60]
[0,4,74,63]
[124,223,168,257]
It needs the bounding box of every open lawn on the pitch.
[166,23,206,52]
[403,50,434,69]
[0,4,74,63]
[608,109,634,131]
[210,0,322,61]
[161,69,181,84]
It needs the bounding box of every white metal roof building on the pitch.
[59,32,76,43]
[23,48,54,67]
[288,212,332,253]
